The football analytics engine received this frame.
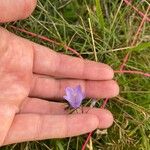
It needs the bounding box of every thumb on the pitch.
[0,0,37,23]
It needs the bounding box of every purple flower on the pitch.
[63,85,85,109]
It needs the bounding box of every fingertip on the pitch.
[85,115,100,131]
[85,60,114,80]
[103,65,114,79]
[0,0,37,22]
[67,114,99,137]
[85,108,114,129]
[109,80,120,97]
[97,109,114,129]
[23,0,37,19]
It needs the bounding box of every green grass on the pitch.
[2,0,150,149]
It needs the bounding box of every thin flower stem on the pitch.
[101,98,109,109]
[68,108,79,114]
[123,0,150,22]
[81,132,93,150]
[114,70,150,77]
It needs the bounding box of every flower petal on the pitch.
[74,85,82,93]
[65,96,77,108]
[70,97,80,109]
[65,87,74,99]
[75,85,85,99]
[63,85,85,109]
[63,95,71,103]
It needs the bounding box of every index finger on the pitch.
[33,44,114,80]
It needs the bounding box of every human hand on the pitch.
[0,0,119,146]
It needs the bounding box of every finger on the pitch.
[29,75,119,99]
[20,98,114,129]
[20,98,66,115]
[0,0,37,23]
[33,44,114,80]
[20,98,113,130]
[4,110,113,145]
[1,27,113,80]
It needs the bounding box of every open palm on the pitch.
[0,0,119,146]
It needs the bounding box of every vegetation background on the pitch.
[1,0,150,149]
